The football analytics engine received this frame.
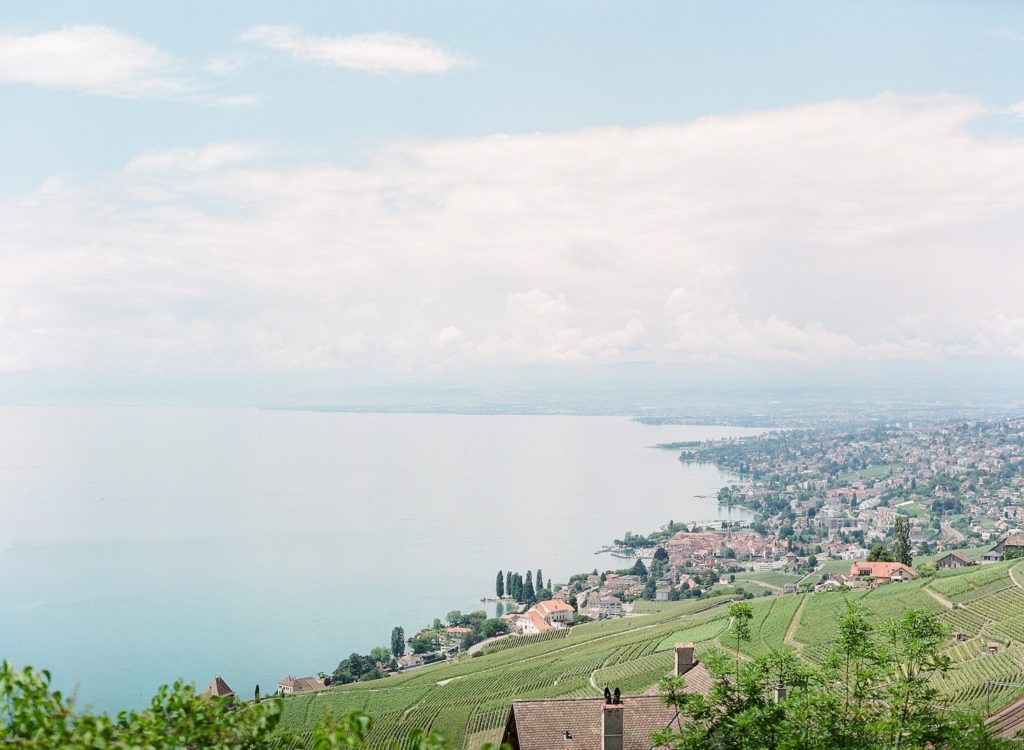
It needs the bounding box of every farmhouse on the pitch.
[982,533,1024,563]
[935,551,973,570]
[277,675,327,695]
[586,595,623,619]
[199,676,235,701]
[532,599,575,624]
[848,561,917,584]
[444,626,474,646]
[515,610,552,635]
[515,598,577,634]
[500,644,711,750]
[397,653,425,670]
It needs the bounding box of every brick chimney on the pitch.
[602,702,624,750]
[674,643,694,676]
[774,680,786,703]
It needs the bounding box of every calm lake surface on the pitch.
[0,408,762,711]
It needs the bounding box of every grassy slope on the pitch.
[733,570,804,588]
[279,555,1024,749]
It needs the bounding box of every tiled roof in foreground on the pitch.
[504,695,681,750]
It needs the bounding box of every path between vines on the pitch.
[784,596,807,651]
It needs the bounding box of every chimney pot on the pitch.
[602,700,624,750]
[774,680,786,703]
[674,643,695,676]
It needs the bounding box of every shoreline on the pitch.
[2,415,764,713]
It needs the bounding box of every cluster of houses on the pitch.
[665,529,789,572]
[810,536,1024,593]
[718,420,1024,555]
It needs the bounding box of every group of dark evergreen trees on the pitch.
[496,568,550,604]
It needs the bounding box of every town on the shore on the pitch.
[204,415,1024,702]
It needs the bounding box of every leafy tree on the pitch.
[496,570,504,598]
[368,646,392,665]
[651,604,1014,750]
[480,618,509,638]
[654,546,669,562]
[446,610,464,627]
[0,661,471,749]
[391,626,405,658]
[642,577,657,600]
[727,601,753,684]
[867,544,895,562]
[630,558,648,577]
[332,652,382,684]
[464,610,487,628]
[407,630,441,655]
[892,516,913,566]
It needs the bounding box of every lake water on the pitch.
[0,408,761,712]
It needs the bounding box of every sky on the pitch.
[2,1,1024,404]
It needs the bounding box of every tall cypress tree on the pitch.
[514,573,523,602]
[506,571,513,598]
[892,516,913,566]
[496,570,505,598]
[524,571,535,603]
[536,569,544,595]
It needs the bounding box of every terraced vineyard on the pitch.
[929,560,1016,602]
[274,596,740,749]
[275,557,1024,748]
[480,628,569,654]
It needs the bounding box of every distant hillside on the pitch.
[276,558,1024,749]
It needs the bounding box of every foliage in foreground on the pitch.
[0,660,493,749]
[653,603,1019,750]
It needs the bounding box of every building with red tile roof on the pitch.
[848,561,917,583]
[199,676,235,701]
[501,644,709,750]
[277,675,327,695]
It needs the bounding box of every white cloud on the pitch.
[241,25,470,74]
[0,25,187,97]
[3,94,1024,373]
[126,143,267,173]
[205,54,246,77]
[0,25,251,103]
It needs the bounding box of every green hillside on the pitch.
[276,559,1024,749]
